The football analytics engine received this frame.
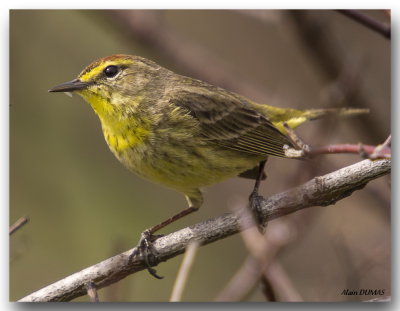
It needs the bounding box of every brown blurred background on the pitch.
[10,10,390,302]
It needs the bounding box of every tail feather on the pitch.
[302,108,370,122]
[257,104,369,133]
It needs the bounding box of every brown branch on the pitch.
[337,10,391,39]
[282,125,391,160]
[214,255,261,301]
[214,204,293,301]
[9,216,29,235]
[19,159,390,302]
[308,143,391,159]
[263,261,303,302]
[215,201,302,301]
[289,11,388,142]
[215,213,307,302]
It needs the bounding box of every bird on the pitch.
[49,54,368,278]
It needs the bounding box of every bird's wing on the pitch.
[168,88,294,158]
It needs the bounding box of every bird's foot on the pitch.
[249,190,267,233]
[128,229,164,279]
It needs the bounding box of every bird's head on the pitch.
[49,54,164,113]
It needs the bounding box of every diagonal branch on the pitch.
[19,158,390,302]
[289,11,388,142]
[337,10,391,39]
[9,216,29,235]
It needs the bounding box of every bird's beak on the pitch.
[48,79,90,93]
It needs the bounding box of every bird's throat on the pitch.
[79,91,150,153]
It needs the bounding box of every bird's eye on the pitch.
[104,65,119,78]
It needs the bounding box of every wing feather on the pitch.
[168,88,294,158]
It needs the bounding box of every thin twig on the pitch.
[215,213,308,301]
[170,241,200,302]
[308,143,391,159]
[283,129,391,159]
[19,159,390,302]
[222,202,297,301]
[263,261,303,302]
[85,281,99,302]
[290,11,388,142]
[235,208,279,302]
[9,216,29,236]
[214,255,261,301]
[337,10,391,39]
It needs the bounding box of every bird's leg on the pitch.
[249,159,268,233]
[129,191,202,279]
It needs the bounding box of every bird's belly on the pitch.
[114,141,264,192]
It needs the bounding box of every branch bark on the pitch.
[19,158,390,302]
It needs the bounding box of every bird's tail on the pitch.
[296,108,370,123]
[259,105,369,133]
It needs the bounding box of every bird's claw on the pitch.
[249,191,267,233]
[129,229,164,279]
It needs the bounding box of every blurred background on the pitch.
[10,10,390,302]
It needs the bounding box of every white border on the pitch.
[3,2,398,311]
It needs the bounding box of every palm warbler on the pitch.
[49,54,367,277]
